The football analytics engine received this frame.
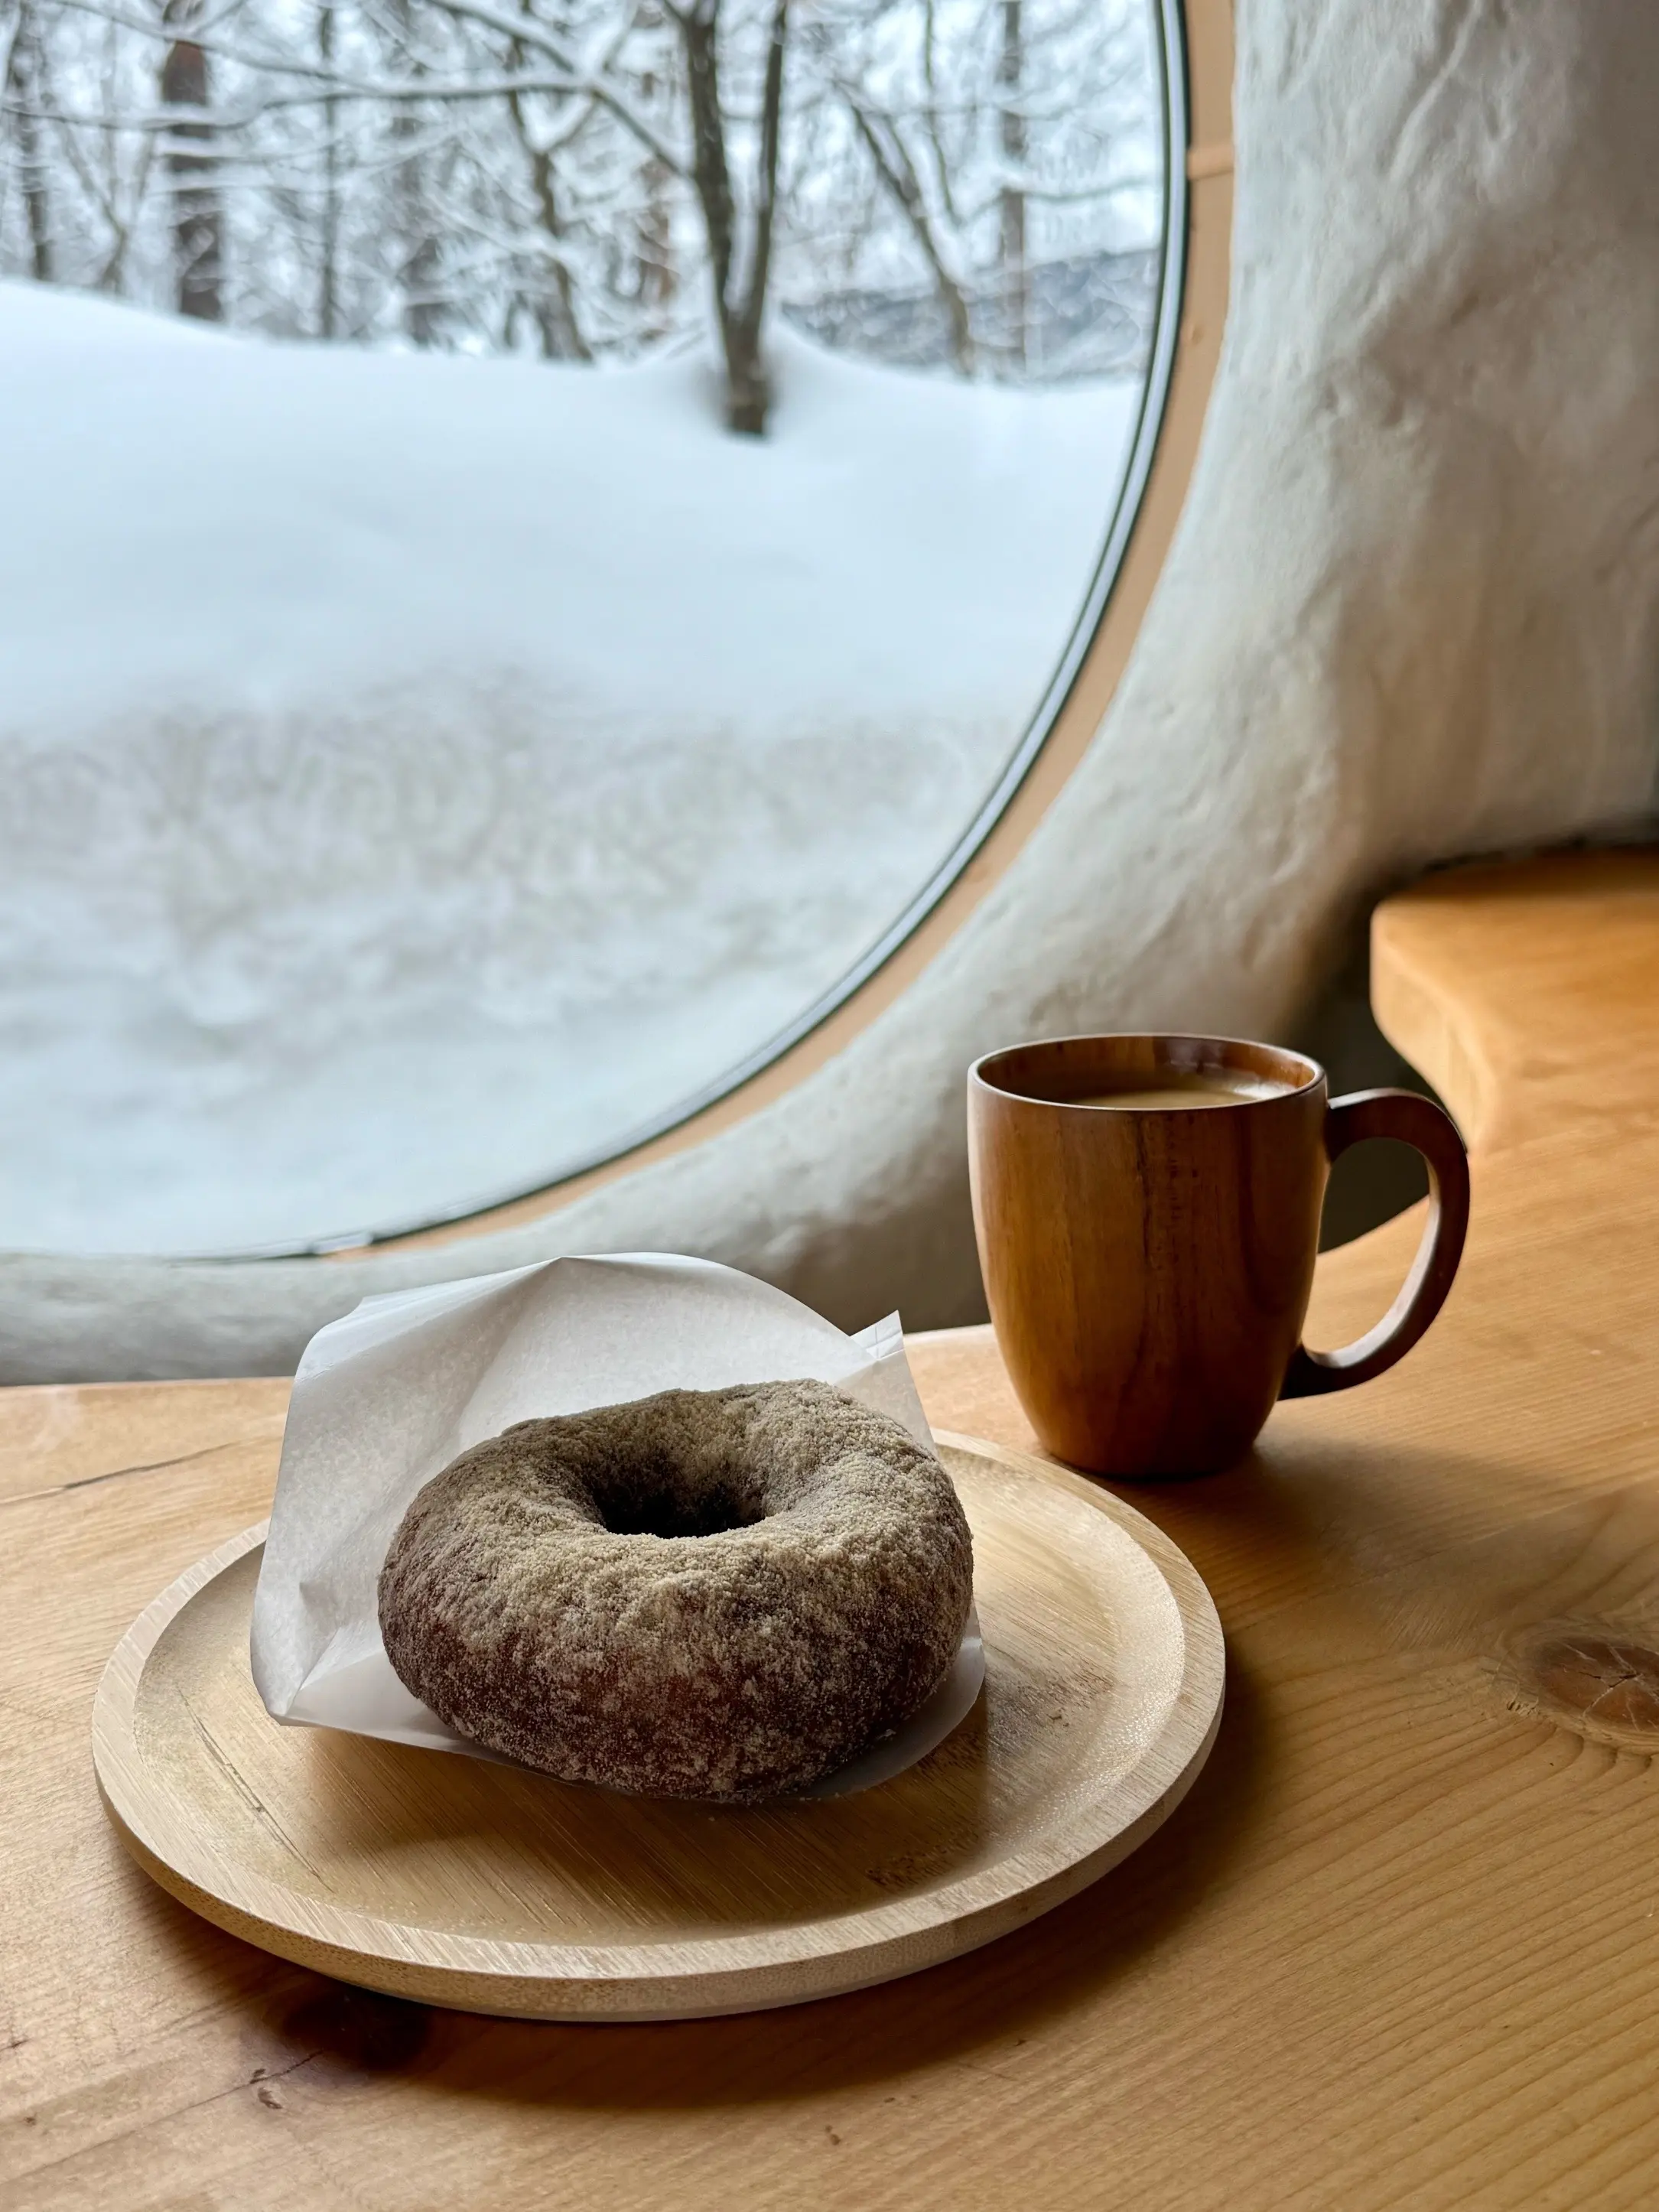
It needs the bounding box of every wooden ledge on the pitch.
[1371,847,1659,1153]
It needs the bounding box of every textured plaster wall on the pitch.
[5,0,1657,1381]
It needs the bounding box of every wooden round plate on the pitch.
[93,1432,1223,2022]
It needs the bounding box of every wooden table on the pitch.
[6,848,1659,2211]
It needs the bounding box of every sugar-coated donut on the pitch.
[377,1380,974,1801]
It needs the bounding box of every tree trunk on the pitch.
[678,3,734,337]
[160,0,222,320]
[722,0,786,434]
[998,0,1026,373]
[391,0,439,343]
[505,28,590,363]
[318,2,340,338]
[637,155,677,340]
[523,144,589,359]
[6,11,54,281]
[677,0,787,436]
[636,68,676,343]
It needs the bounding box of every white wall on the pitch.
[5,0,1657,1379]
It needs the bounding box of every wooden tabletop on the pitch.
[5,847,1659,2211]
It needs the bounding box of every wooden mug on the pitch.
[968,1034,1471,1478]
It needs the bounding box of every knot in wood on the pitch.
[1509,1627,1659,1750]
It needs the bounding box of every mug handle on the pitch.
[1280,1089,1470,1398]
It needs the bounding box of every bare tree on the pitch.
[159,0,222,317]
[3,3,53,278]
[671,0,785,431]
[634,60,676,341]
[805,0,1155,377]
[998,0,1024,369]
[502,0,590,359]
[841,91,974,373]
[1,0,1160,410]
[317,1,340,335]
[389,0,441,340]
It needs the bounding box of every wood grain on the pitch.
[5,847,1659,2210]
[90,1439,1221,2022]
[1371,847,1659,1153]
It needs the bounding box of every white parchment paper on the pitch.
[250,1253,983,1797]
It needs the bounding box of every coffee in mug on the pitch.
[1068,1070,1290,1111]
[968,1034,1469,1478]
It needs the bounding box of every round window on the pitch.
[0,0,1185,1254]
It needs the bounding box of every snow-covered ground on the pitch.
[0,281,1140,1254]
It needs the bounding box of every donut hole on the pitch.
[592,1464,766,1541]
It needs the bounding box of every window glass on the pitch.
[0,0,1178,1253]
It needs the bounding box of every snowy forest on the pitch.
[0,0,1162,430]
[0,0,1166,1254]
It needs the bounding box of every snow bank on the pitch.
[0,281,1137,1253]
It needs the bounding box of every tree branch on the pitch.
[843,90,974,373]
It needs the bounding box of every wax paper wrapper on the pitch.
[250,1252,983,1798]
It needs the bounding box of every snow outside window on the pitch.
[0,0,1179,1255]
